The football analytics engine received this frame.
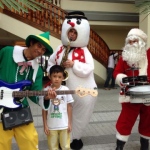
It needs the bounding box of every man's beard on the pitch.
[122,42,146,67]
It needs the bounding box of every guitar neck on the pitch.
[13,90,75,98]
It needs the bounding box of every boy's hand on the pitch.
[44,124,50,135]
[44,88,56,100]
[67,123,72,133]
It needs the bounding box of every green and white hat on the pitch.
[25,31,53,56]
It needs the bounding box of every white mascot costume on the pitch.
[47,11,97,149]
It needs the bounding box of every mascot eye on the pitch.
[76,19,81,25]
[67,19,71,23]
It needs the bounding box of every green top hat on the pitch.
[25,31,53,56]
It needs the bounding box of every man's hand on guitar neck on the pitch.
[44,88,57,100]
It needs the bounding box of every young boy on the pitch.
[42,65,74,150]
[47,11,97,149]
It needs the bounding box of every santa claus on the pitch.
[113,28,150,150]
[47,11,97,149]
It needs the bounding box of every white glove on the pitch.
[116,73,127,87]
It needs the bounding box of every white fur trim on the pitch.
[140,134,150,140]
[119,95,130,103]
[138,56,148,75]
[116,74,127,86]
[127,28,147,43]
[116,131,129,142]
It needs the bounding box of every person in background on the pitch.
[42,65,74,150]
[104,52,118,90]
[0,31,56,150]
[113,28,150,150]
[46,11,97,149]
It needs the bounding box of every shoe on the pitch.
[115,139,126,150]
[70,139,83,150]
[104,88,111,90]
[140,137,149,150]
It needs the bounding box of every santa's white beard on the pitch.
[122,42,146,67]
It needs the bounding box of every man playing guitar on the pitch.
[0,32,56,150]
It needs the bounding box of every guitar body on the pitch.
[0,80,31,108]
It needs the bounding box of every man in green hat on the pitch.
[0,31,56,150]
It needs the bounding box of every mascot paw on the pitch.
[70,139,83,150]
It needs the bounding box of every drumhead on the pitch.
[127,85,150,94]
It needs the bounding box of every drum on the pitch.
[122,75,147,83]
[126,85,150,95]
[126,85,150,104]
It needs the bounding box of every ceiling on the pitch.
[73,0,135,3]
[90,25,136,31]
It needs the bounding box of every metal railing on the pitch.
[1,0,110,67]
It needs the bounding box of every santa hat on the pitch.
[127,28,147,43]
[25,31,53,56]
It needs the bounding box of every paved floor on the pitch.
[12,87,142,150]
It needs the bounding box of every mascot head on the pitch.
[61,11,90,47]
[122,28,147,67]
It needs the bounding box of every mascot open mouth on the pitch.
[67,28,78,42]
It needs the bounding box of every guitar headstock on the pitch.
[75,86,98,97]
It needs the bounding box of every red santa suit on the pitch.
[113,48,150,142]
